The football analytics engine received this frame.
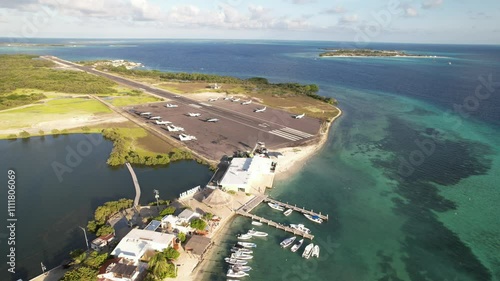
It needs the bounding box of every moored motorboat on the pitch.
[290,224,311,234]
[251,221,263,226]
[231,265,252,272]
[237,242,257,248]
[231,247,253,254]
[224,258,248,265]
[311,245,320,258]
[280,236,297,248]
[247,229,268,237]
[304,214,323,224]
[268,202,285,211]
[237,233,252,240]
[302,243,314,259]
[291,239,304,252]
[283,209,293,216]
[227,269,249,278]
[231,252,253,260]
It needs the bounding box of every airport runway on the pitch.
[46,56,323,160]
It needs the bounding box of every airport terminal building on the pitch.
[217,157,275,193]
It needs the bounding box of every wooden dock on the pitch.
[264,197,329,221]
[125,163,141,207]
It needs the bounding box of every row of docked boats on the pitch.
[280,236,320,259]
[225,228,270,278]
[267,202,324,224]
[237,228,268,240]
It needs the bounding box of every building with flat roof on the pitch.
[218,157,275,193]
[184,235,212,259]
[144,220,161,232]
[111,229,175,264]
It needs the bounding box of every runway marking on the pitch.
[259,123,269,128]
[280,127,314,138]
[189,104,202,108]
[268,130,302,141]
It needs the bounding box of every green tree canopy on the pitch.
[190,218,207,231]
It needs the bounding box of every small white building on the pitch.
[219,157,275,193]
[111,229,175,264]
[91,233,115,251]
[160,209,201,234]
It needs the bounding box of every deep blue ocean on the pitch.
[0,39,499,281]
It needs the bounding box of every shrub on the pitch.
[19,130,30,138]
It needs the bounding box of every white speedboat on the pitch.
[237,242,257,248]
[311,245,320,258]
[304,214,323,224]
[280,236,296,248]
[302,243,314,259]
[268,202,285,211]
[237,234,252,240]
[283,209,293,216]
[231,252,253,260]
[231,265,252,272]
[251,221,263,226]
[225,258,248,265]
[291,239,304,252]
[290,224,311,234]
[227,269,249,278]
[247,229,268,237]
[231,247,253,254]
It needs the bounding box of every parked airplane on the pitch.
[165,104,178,108]
[155,120,171,125]
[140,112,151,116]
[205,118,219,122]
[223,96,233,100]
[254,106,267,113]
[241,100,252,105]
[231,98,241,102]
[187,113,201,117]
[294,113,305,119]
[149,116,161,120]
[208,98,219,102]
[179,134,197,141]
[166,125,184,132]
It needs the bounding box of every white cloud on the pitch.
[322,6,346,14]
[422,0,443,9]
[405,7,419,17]
[285,0,317,5]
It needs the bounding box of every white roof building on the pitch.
[219,157,274,193]
[111,229,175,264]
[160,210,201,234]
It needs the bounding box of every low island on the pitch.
[319,48,433,58]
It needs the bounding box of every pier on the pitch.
[125,162,141,207]
[235,194,330,240]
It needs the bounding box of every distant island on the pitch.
[319,48,434,58]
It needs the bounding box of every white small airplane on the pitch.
[165,104,178,108]
[155,120,171,125]
[205,118,219,122]
[187,113,201,117]
[223,96,233,100]
[254,106,267,113]
[294,113,305,119]
[241,100,252,105]
[166,125,184,132]
[231,98,241,102]
[149,116,161,120]
[139,112,151,116]
[208,98,219,102]
[179,134,197,141]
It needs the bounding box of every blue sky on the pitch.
[1,0,499,44]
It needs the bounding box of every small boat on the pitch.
[311,245,320,258]
[237,233,252,240]
[268,202,285,211]
[280,236,296,248]
[231,252,253,260]
[283,209,293,216]
[247,229,268,237]
[227,269,249,278]
[251,221,263,226]
[304,214,323,224]
[291,239,304,252]
[231,247,253,254]
[224,258,248,265]
[237,242,257,248]
[290,224,311,234]
[231,265,252,272]
[302,243,314,259]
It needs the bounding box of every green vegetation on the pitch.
[190,218,207,231]
[160,206,176,217]
[96,224,115,236]
[87,198,133,234]
[145,248,179,280]
[0,54,117,95]
[19,130,30,138]
[61,266,98,281]
[99,65,335,104]
[63,250,108,281]
[177,232,186,243]
[70,249,87,265]
[227,190,236,195]
[319,48,422,57]
[202,212,214,221]
[148,199,170,206]
[0,92,46,110]
[83,251,109,268]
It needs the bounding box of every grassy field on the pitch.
[100,86,163,107]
